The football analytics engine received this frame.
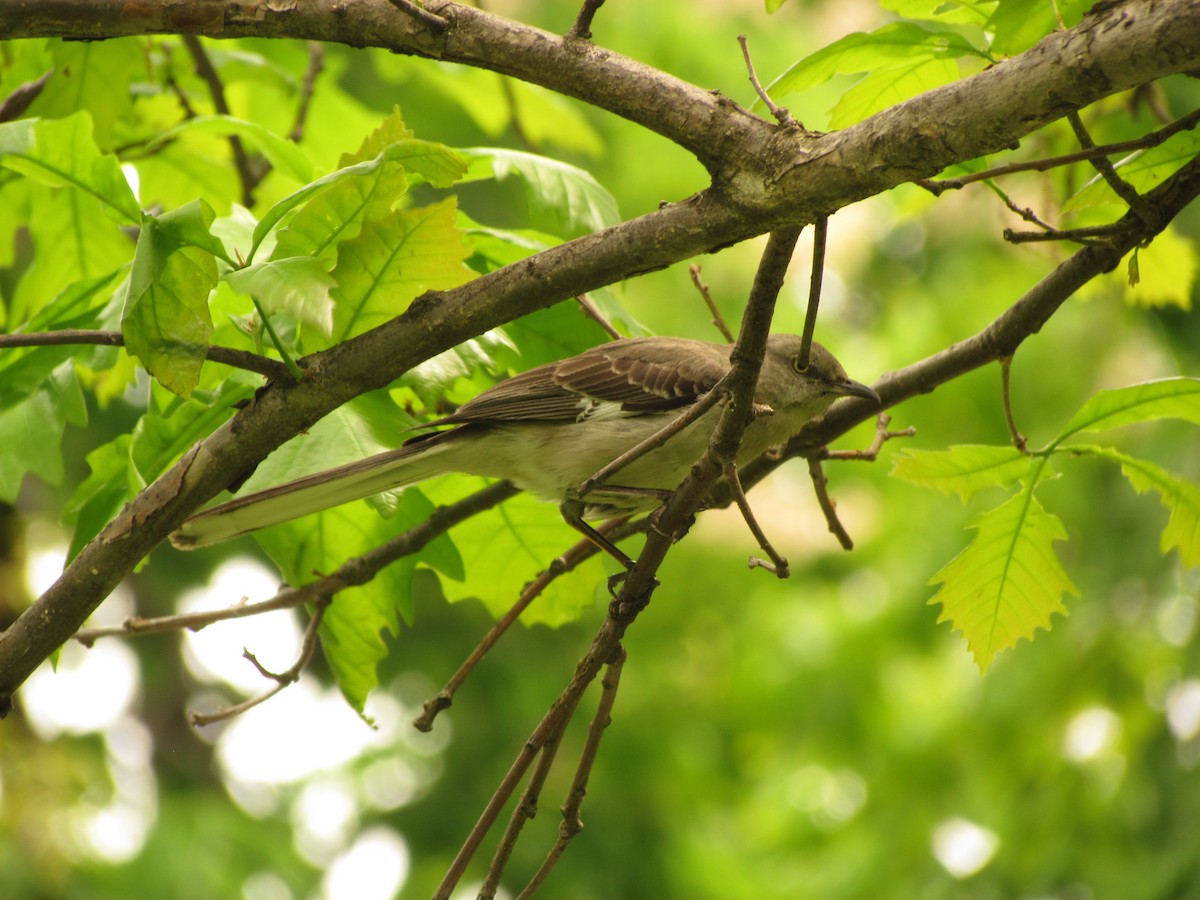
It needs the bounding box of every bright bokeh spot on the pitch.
[180,558,302,692]
[22,641,139,738]
[1063,706,1121,762]
[1167,679,1200,741]
[931,817,999,878]
[321,826,410,900]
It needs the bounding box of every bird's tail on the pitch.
[170,435,458,549]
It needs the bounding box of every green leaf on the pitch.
[890,445,1033,503]
[1120,227,1196,310]
[0,364,87,502]
[0,112,140,223]
[0,273,123,410]
[149,114,314,184]
[985,0,1094,56]
[327,197,473,346]
[763,22,985,107]
[32,40,142,148]
[252,140,464,263]
[1075,446,1200,568]
[878,0,994,24]
[929,486,1076,671]
[428,484,606,627]
[1062,133,1200,215]
[153,198,233,263]
[226,256,336,338]
[129,384,251,491]
[457,148,621,239]
[1054,377,1200,445]
[830,56,960,129]
[121,212,219,397]
[63,435,133,561]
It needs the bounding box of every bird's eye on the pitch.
[792,356,809,374]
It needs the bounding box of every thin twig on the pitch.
[75,482,519,646]
[568,0,606,40]
[724,462,790,578]
[1066,109,1158,227]
[797,214,827,371]
[824,414,915,461]
[517,645,627,899]
[413,517,642,732]
[0,329,295,382]
[688,264,734,343]
[288,43,326,144]
[434,661,592,900]
[918,106,1200,194]
[1002,222,1135,244]
[806,456,853,550]
[575,293,622,340]
[188,595,331,726]
[386,0,452,31]
[181,34,263,207]
[480,712,569,898]
[999,357,1028,452]
[737,34,798,128]
[984,180,1056,231]
[575,383,727,498]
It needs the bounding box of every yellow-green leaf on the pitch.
[1077,446,1200,568]
[327,197,473,346]
[890,445,1033,503]
[1055,377,1200,444]
[929,487,1076,671]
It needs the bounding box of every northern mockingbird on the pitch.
[171,334,878,561]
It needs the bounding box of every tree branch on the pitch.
[1,0,1197,712]
[0,329,295,382]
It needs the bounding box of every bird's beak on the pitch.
[828,378,881,405]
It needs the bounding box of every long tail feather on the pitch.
[171,437,458,549]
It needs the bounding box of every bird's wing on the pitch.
[428,338,733,426]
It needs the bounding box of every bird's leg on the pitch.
[560,496,666,596]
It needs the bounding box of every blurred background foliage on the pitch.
[2,0,1199,898]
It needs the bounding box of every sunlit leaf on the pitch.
[327,197,473,346]
[1120,226,1196,310]
[763,22,985,107]
[929,485,1075,670]
[32,40,142,147]
[0,112,141,222]
[1076,446,1200,568]
[830,56,960,128]
[984,0,1093,56]
[890,444,1033,503]
[1054,377,1200,444]
[226,256,336,337]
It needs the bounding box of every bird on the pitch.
[170,334,878,563]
